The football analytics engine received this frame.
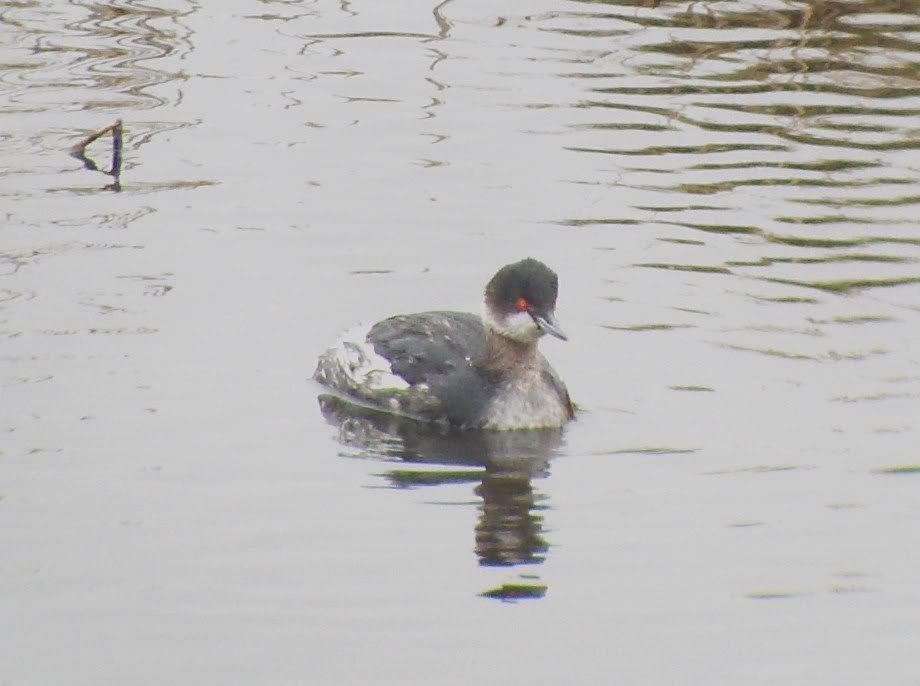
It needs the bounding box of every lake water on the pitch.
[2,1,919,684]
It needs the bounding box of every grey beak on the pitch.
[532,311,568,341]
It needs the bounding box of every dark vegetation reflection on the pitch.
[553,0,920,299]
[319,395,562,599]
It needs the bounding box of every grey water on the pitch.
[2,1,919,684]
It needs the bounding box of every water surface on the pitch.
[2,1,919,684]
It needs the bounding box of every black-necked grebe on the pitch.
[314,258,574,430]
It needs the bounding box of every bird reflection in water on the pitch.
[318,394,564,599]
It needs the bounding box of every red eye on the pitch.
[515,297,529,312]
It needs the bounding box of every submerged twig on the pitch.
[70,119,123,191]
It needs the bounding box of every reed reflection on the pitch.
[66,1,196,110]
[318,395,561,581]
[557,0,920,297]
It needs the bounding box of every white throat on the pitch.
[482,303,540,344]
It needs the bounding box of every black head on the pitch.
[483,258,566,342]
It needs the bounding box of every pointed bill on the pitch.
[532,311,567,341]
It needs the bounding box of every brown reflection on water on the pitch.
[553,0,920,301]
[1,1,195,112]
[475,467,549,567]
[318,395,558,586]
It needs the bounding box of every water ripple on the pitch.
[1,2,194,112]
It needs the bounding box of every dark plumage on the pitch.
[485,258,559,319]
[314,259,574,430]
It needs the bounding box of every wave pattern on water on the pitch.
[0,1,194,113]
[552,1,920,267]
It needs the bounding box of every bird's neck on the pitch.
[482,330,540,375]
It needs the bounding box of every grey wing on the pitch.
[367,312,492,427]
